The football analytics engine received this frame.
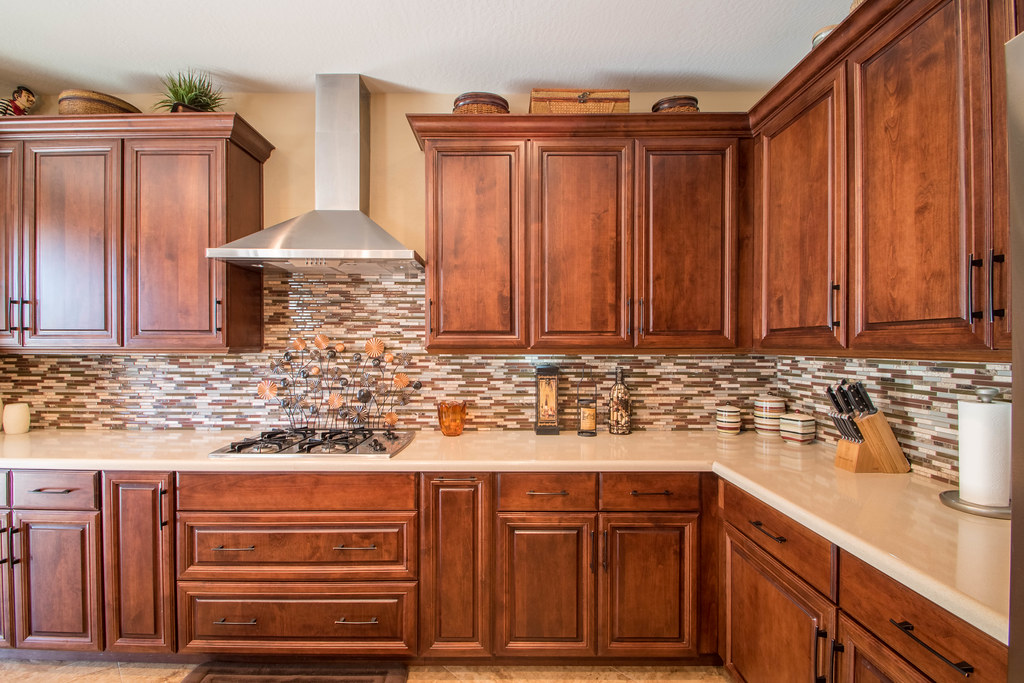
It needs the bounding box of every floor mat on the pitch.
[181,661,408,683]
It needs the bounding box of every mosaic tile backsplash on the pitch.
[0,272,1011,485]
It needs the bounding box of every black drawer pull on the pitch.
[436,476,477,482]
[527,490,569,496]
[889,619,974,677]
[749,520,787,544]
[30,488,72,494]
[631,490,672,496]
[214,618,256,626]
[335,616,379,625]
[333,544,377,551]
[212,545,256,552]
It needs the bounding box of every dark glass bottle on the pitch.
[608,367,631,435]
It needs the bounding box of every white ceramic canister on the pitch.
[779,412,816,444]
[716,404,742,436]
[2,403,30,434]
[753,394,786,435]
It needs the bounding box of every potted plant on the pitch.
[154,69,226,112]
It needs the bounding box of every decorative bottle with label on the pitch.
[608,367,631,435]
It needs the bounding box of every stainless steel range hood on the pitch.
[207,74,423,274]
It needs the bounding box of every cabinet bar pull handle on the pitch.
[335,617,378,625]
[436,476,477,482]
[212,545,255,551]
[333,544,377,551]
[639,297,645,336]
[0,526,7,565]
[749,520,787,543]
[20,299,30,332]
[602,529,608,571]
[8,298,18,334]
[812,628,827,683]
[214,299,223,333]
[9,527,18,565]
[590,530,596,571]
[159,487,168,528]
[30,488,72,494]
[988,249,1006,322]
[967,253,984,321]
[888,619,974,677]
[630,489,671,496]
[214,618,256,626]
[428,298,433,335]
[830,639,844,683]
[627,297,633,336]
[526,490,569,496]
[828,282,840,329]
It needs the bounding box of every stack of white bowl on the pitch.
[753,395,786,435]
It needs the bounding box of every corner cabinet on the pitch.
[409,114,749,352]
[0,114,272,353]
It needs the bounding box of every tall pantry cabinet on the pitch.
[0,114,272,353]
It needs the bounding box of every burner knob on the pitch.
[370,439,385,451]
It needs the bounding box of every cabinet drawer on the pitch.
[176,472,417,511]
[497,472,597,510]
[839,550,1007,682]
[722,483,834,597]
[0,470,8,507]
[177,512,416,581]
[177,581,417,655]
[11,470,98,510]
[600,472,699,510]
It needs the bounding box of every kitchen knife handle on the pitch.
[827,281,840,329]
[888,619,974,677]
[988,249,1006,322]
[967,253,983,321]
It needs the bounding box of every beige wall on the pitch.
[10,88,764,257]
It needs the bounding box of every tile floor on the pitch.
[0,660,731,682]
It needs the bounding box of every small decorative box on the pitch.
[529,88,630,114]
[779,413,817,444]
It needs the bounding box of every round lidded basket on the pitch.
[453,92,510,114]
[652,95,699,113]
[58,89,141,115]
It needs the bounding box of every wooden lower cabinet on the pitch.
[833,612,930,682]
[177,581,417,655]
[724,523,835,682]
[102,472,174,653]
[11,510,103,650]
[0,509,10,649]
[419,473,492,657]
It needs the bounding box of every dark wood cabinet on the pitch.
[102,472,174,653]
[834,612,930,683]
[19,139,122,350]
[754,66,847,351]
[0,469,11,648]
[530,138,634,349]
[419,473,492,657]
[423,140,527,350]
[723,524,835,682]
[636,138,740,349]
[0,115,272,353]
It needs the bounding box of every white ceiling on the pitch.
[6,0,854,96]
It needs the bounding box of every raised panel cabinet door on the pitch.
[0,511,11,648]
[636,138,739,349]
[419,473,492,657]
[425,140,527,349]
[834,613,930,683]
[124,138,225,349]
[755,66,847,351]
[724,524,835,683]
[102,472,174,653]
[530,139,633,349]
[11,509,103,650]
[496,512,596,656]
[597,513,698,657]
[22,139,121,349]
[849,0,992,352]
[0,142,21,347]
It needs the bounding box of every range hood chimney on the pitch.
[206,74,423,274]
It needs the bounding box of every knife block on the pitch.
[834,411,910,474]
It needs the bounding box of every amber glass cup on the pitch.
[436,400,467,436]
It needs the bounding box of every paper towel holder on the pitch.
[939,387,1011,520]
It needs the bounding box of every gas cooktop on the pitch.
[209,428,414,459]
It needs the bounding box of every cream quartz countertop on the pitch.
[0,428,1010,645]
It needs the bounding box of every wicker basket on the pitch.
[58,89,141,115]
[453,92,509,114]
[652,96,700,113]
[529,89,629,114]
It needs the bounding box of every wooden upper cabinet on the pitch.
[22,139,121,349]
[848,0,991,352]
[530,139,633,349]
[0,141,20,347]
[637,138,739,349]
[424,140,527,350]
[755,66,847,351]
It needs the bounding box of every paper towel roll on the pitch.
[958,399,1012,507]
